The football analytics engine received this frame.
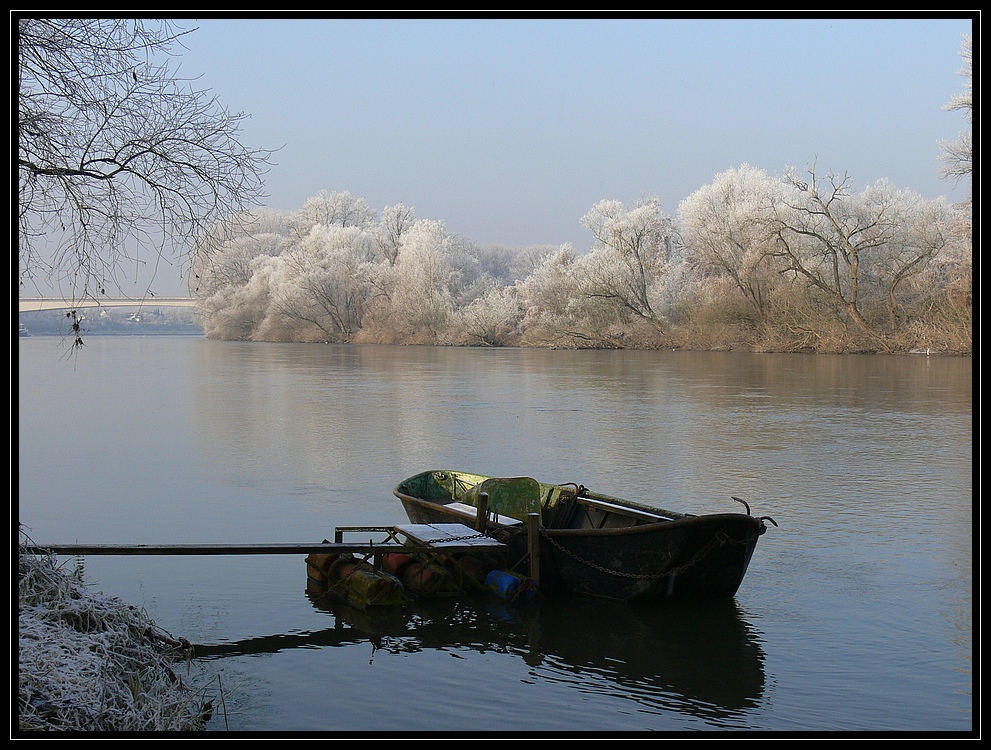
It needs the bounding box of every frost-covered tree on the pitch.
[373,219,458,343]
[515,244,611,347]
[678,165,787,320]
[472,243,558,286]
[935,33,973,337]
[289,190,376,241]
[773,167,952,333]
[198,253,282,340]
[939,34,972,189]
[190,208,291,339]
[577,197,674,328]
[191,209,289,298]
[273,224,379,342]
[453,285,526,346]
[193,192,388,341]
[855,183,955,331]
[376,203,416,265]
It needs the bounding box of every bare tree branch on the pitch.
[17,18,274,303]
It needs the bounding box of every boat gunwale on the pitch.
[539,512,764,538]
[393,469,690,518]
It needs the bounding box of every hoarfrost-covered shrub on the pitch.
[18,532,217,732]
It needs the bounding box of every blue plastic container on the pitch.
[485,569,536,602]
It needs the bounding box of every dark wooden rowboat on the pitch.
[394,470,774,603]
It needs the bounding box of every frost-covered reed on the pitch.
[17,532,216,732]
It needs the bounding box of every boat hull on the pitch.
[536,516,762,602]
[395,471,768,603]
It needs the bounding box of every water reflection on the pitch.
[193,593,766,722]
[19,337,971,731]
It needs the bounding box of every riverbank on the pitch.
[17,532,216,732]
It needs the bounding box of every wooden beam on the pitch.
[21,542,403,556]
[475,491,489,532]
[527,512,540,586]
[22,524,508,558]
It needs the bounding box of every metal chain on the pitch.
[407,530,493,547]
[540,528,744,580]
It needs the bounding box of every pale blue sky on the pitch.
[177,15,974,252]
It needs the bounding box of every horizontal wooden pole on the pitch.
[21,542,405,556]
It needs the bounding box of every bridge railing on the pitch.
[19,297,198,312]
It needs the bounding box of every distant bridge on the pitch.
[19,296,197,313]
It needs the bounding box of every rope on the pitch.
[507,576,537,603]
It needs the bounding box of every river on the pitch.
[17,336,973,734]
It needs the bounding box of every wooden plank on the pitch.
[577,496,668,522]
[393,523,505,548]
[443,502,523,526]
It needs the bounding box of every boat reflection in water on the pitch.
[194,592,767,722]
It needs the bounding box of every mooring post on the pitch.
[476,491,489,532]
[527,512,540,586]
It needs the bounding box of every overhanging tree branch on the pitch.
[17,17,274,302]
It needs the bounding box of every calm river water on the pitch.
[17,336,973,735]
